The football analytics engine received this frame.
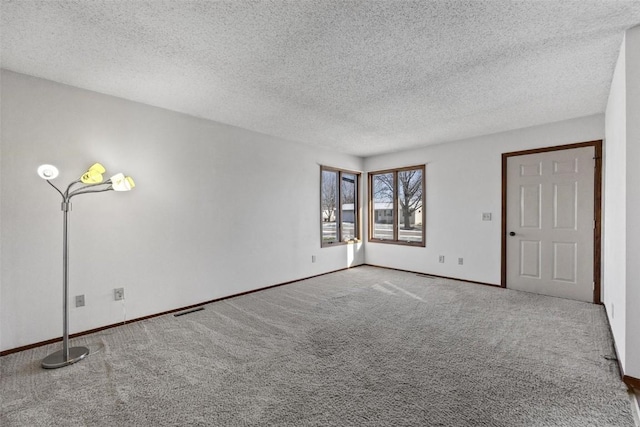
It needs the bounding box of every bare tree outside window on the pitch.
[341,175,355,204]
[369,165,425,246]
[398,169,422,230]
[398,169,423,242]
[321,170,337,223]
[372,173,394,239]
[321,167,360,246]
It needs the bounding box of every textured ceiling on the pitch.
[2,1,640,157]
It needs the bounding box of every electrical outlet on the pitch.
[312,255,316,263]
[458,258,464,265]
[439,255,445,263]
[75,295,85,307]
[482,213,492,221]
[114,288,125,301]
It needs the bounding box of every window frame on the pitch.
[320,166,361,247]
[368,164,426,247]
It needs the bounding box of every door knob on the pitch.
[509,231,516,236]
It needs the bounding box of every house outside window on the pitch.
[321,166,360,246]
[369,165,425,246]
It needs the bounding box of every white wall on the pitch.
[624,25,640,379]
[364,115,604,285]
[603,25,640,380]
[0,70,364,352]
[604,35,627,369]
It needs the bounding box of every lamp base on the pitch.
[41,346,90,369]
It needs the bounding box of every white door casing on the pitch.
[505,146,595,302]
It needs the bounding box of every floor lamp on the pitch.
[37,163,135,369]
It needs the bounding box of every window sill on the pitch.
[368,239,425,247]
[321,239,361,248]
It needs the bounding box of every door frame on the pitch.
[500,140,603,303]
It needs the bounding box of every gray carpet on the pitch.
[1,266,635,426]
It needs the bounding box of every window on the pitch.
[321,166,360,246]
[369,165,425,246]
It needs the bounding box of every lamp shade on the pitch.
[110,173,135,191]
[37,164,59,180]
[80,163,106,184]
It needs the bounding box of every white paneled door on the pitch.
[506,146,595,302]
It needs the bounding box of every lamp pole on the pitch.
[62,201,70,360]
[44,199,86,367]
[38,164,135,369]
